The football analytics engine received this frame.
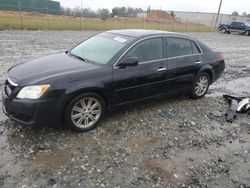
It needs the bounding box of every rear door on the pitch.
[113,37,169,105]
[230,22,244,33]
[165,37,203,93]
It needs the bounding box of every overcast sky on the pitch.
[57,0,249,14]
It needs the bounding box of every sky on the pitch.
[57,0,250,15]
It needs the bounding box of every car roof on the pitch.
[105,29,187,38]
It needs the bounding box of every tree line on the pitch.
[232,11,250,17]
[60,6,146,20]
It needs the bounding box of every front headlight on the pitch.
[17,85,50,99]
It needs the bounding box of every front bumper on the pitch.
[1,88,63,126]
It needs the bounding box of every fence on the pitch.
[0,4,249,32]
[172,11,250,27]
[0,0,60,15]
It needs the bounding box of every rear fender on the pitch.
[198,65,214,83]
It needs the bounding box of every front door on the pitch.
[113,37,169,105]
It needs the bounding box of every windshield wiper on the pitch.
[67,51,89,63]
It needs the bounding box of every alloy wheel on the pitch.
[194,75,209,97]
[71,97,102,129]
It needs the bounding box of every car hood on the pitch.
[7,53,102,85]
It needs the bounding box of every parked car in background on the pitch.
[1,29,225,132]
[218,21,250,36]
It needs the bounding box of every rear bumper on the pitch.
[1,89,63,126]
[211,60,225,83]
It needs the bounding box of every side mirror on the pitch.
[117,57,138,67]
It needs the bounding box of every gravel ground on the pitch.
[0,31,250,188]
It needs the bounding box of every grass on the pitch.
[0,11,216,32]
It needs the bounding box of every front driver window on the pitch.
[125,38,163,62]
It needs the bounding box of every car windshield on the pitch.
[70,33,133,64]
[245,23,250,27]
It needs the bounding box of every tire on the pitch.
[65,93,105,132]
[245,30,249,36]
[221,28,227,34]
[190,73,210,99]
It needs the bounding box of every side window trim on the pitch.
[114,35,203,67]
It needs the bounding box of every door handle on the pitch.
[195,61,202,64]
[157,67,167,72]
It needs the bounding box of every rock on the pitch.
[218,156,225,162]
[239,184,246,188]
[190,121,196,126]
[48,178,57,186]
[234,152,239,156]
[211,111,221,117]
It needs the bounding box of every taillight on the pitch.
[220,53,225,61]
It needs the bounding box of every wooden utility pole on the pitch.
[80,0,83,31]
[18,1,23,29]
[214,0,223,27]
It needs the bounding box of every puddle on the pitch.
[24,133,96,170]
[0,122,23,184]
[145,133,250,184]
[145,159,183,183]
[7,131,34,145]
[26,148,74,170]
[208,77,250,97]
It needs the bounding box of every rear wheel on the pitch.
[245,30,249,36]
[65,93,105,132]
[190,73,210,99]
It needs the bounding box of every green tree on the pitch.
[147,6,151,13]
[232,11,239,16]
[99,8,110,20]
[242,12,247,17]
[170,11,175,18]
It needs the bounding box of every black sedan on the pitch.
[1,29,225,132]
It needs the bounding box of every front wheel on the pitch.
[221,28,227,34]
[190,73,210,99]
[65,93,105,132]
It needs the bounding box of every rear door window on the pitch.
[166,37,193,58]
[191,41,201,54]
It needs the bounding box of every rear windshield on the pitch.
[70,33,133,64]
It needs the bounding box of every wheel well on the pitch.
[202,70,213,83]
[61,89,108,124]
